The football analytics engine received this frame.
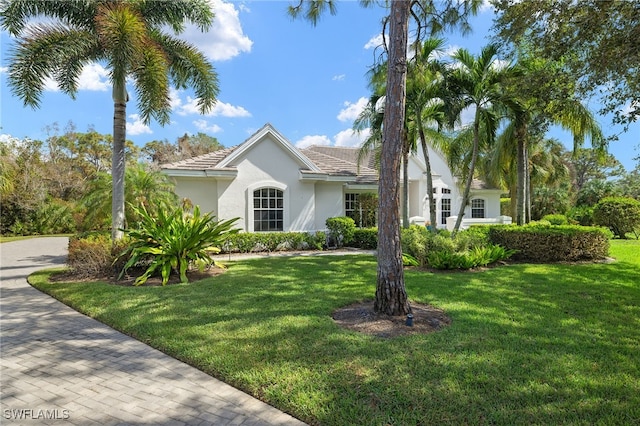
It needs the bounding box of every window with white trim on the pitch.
[253,188,283,231]
[441,198,451,225]
[471,198,485,218]
[345,193,358,220]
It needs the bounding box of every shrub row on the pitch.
[488,224,610,262]
[221,231,325,253]
[400,225,515,270]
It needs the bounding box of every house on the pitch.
[161,123,507,232]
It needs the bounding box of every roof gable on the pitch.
[217,123,321,172]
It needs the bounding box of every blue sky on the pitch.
[1,1,637,170]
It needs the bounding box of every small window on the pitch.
[432,187,438,194]
[253,188,283,231]
[442,188,451,194]
[471,198,485,218]
[345,193,358,219]
[441,198,451,225]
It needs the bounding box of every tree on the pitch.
[567,148,625,194]
[81,163,178,232]
[1,0,219,240]
[406,38,450,233]
[446,44,517,234]
[492,0,640,130]
[289,0,481,315]
[142,132,223,166]
[494,55,605,224]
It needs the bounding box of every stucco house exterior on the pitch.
[161,123,507,232]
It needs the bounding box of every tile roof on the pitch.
[160,140,497,190]
[160,147,238,171]
[161,144,379,183]
[300,146,378,183]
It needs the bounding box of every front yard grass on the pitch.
[30,240,640,425]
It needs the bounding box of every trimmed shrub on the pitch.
[542,214,569,225]
[593,196,640,239]
[351,227,378,249]
[222,231,325,253]
[326,216,356,248]
[567,206,594,226]
[488,224,610,262]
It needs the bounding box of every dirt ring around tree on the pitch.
[332,300,451,338]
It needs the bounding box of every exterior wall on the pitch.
[171,177,218,214]
[167,131,506,233]
[466,191,503,219]
[218,135,317,232]
[314,182,343,229]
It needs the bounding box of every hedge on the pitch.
[488,224,610,262]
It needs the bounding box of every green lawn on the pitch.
[31,240,640,425]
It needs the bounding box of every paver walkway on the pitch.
[0,237,306,425]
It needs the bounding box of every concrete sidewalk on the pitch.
[0,237,306,425]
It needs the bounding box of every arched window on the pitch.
[471,198,485,218]
[253,188,283,231]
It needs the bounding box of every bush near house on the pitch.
[325,216,356,248]
[401,225,515,270]
[593,196,640,239]
[488,223,610,262]
[222,231,325,253]
[119,205,239,286]
[351,227,377,249]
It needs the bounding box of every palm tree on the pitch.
[406,38,451,232]
[81,163,179,232]
[446,44,518,235]
[1,0,219,240]
[497,57,605,224]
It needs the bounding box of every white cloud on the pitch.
[332,74,346,81]
[41,62,109,92]
[181,0,252,61]
[334,128,368,148]
[193,119,222,133]
[364,34,384,50]
[295,134,332,149]
[337,97,368,122]
[77,63,109,91]
[127,114,152,135]
[209,100,251,117]
[0,66,8,73]
[175,96,251,118]
[479,0,495,13]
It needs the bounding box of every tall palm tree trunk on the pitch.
[453,117,480,235]
[375,0,411,316]
[402,133,410,228]
[418,122,437,233]
[516,123,527,225]
[111,82,128,241]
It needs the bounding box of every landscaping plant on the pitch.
[119,205,239,285]
[593,196,640,239]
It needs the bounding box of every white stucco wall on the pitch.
[314,182,343,230]
[171,177,218,215]
[167,132,505,233]
[218,135,317,232]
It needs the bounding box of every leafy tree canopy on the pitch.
[141,132,223,166]
[492,0,639,131]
